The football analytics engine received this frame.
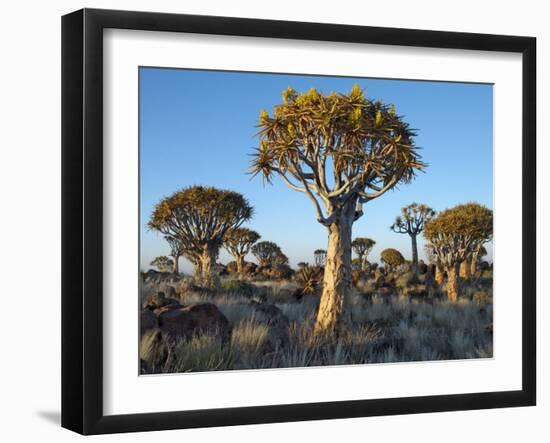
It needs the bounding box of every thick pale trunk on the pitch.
[199,243,219,288]
[193,261,202,279]
[314,207,354,334]
[447,265,459,303]
[411,234,418,274]
[435,264,444,285]
[236,255,245,278]
[358,253,365,270]
[459,259,471,279]
[172,255,180,274]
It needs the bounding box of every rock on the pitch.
[250,303,290,353]
[158,303,231,344]
[142,291,180,311]
[140,309,158,335]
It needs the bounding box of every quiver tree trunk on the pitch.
[193,261,202,280]
[199,243,219,289]
[410,234,418,274]
[459,259,471,279]
[446,264,459,303]
[236,255,245,278]
[172,255,180,274]
[314,205,354,335]
[357,253,365,270]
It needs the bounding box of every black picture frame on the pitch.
[62,8,536,435]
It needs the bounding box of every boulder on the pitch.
[142,291,180,311]
[250,303,290,353]
[140,309,158,335]
[158,303,231,344]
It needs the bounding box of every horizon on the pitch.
[139,67,493,273]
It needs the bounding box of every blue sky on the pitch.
[140,67,493,273]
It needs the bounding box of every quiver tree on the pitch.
[182,250,202,278]
[251,85,424,333]
[273,251,289,266]
[251,241,282,267]
[148,186,253,288]
[351,237,376,270]
[390,203,435,274]
[380,248,405,272]
[351,258,363,271]
[314,249,327,267]
[150,256,174,273]
[164,235,185,274]
[424,203,493,303]
[223,228,260,277]
[471,245,488,277]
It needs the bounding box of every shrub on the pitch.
[380,248,405,271]
[296,266,323,294]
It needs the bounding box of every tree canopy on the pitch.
[224,227,260,258]
[352,237,376,258]
[424,202,493,267]
[250,85,425,227]
[390,203,435,236]
[380,248,405,270]
[251,241,282,267]
[150,256,174,273]
[148,186,253,254]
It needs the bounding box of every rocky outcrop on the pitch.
[158,303,231,344]
[140,309,158,336]
[250,303,290,354]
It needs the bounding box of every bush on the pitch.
[260,264,294,280]
[296,266,323,294]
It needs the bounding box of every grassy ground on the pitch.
[139,271,493,374]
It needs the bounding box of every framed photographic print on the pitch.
[61,8,536,435]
